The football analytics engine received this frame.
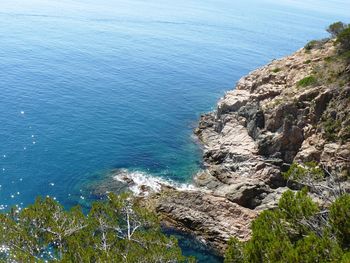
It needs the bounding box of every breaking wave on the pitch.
[113,169,196,196]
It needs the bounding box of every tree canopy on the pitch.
[327,21,348,37]
[0,193,193,262]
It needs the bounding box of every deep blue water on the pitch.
[0,0,349,261]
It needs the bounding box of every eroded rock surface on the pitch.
[147,190,257,253]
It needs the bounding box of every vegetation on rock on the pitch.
[296,75,317,87]
[320,87,350,143]
[332,22,350,52]
[327,21,348,38]
[304,39,327,51]
[271,68,281,73]
[225,163,350,263]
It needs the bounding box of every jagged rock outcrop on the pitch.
[91,40,350,255]
[144,190,257,252]
[145,40,350,254]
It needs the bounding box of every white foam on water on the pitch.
[113,169,196,196]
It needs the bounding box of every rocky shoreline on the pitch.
[144,40,350,254]
[98,39,350,255]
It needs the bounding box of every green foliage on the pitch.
[293,231,343,262]
[330,194,350,248]
[243,209,293,263]
[335,27,350,51]
[296,75,317,87]
[341,50,350,59]
[324,56,336,63]
[283,161,324,182]
[304,38,329,52]
[225,164,350,263]
[341,252,350,263]
[341,123,350,141]
[278,188,319,222]
[301,22,350,93]
[326,21,350,52]
[0,193,191,262]
[327,21,348,37]
[225,191,349,263]
[304,40,318,51]
[271,68,281,73]
[224,238,244,263]
[323,117,342,141]
[327,21,350,63]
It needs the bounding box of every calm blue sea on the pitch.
[0,0,349,261]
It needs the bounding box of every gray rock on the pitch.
[141,41,349,256]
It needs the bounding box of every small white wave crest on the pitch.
[113,169,196,196]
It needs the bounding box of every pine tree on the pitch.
[0,193,192,262]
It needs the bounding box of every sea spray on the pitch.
[113,169,197,196]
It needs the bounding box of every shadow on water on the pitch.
[163,228,224,263]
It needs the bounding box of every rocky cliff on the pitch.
[144,39,350,254]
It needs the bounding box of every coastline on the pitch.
[98,39,350,255]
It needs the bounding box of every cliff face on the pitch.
[148,40,350,254]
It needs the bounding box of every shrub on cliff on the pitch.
[0,193,192,262]
[225,163,350,263]
[326,21,350,54]
[330,194,350,248]
[297,75,317,87]
[225,191,350,263]
[304,39,327,51]
[335,27,350,51]
[327,21,348,37]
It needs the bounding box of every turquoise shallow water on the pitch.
[0,0,349,261]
